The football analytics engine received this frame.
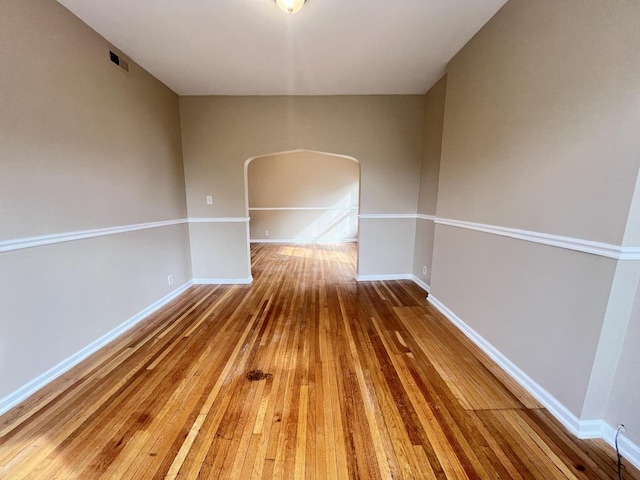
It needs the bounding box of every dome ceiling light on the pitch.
[275,0,306,15]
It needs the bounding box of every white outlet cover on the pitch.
[206,195,213,205]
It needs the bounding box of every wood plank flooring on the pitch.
[0,242,638,479]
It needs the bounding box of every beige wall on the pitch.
[413,76,447,286]
[248,151,359,241]
[437,0,640,245]
[0,226,191,397]
[0,0,190,401]
[180,95,424,278]
[249,210,359,242]
[416,76,446,217]
[0,2,187,240]
[432,226,617,414]
[412,220,436,287]
[358,218,416,278]
[430,0,640,429]
[189,222,250,281]
[600,173,640,445]
[606,276,640,446]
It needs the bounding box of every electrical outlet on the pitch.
[167,275,173,285]
[206,195,213,205]
[422,265,427,275]
[265,230,269,237]
[618,424,626,432]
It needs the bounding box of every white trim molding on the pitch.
[411,275,431,293]
[188,217,250,223]
[0,280,193,416]
[436,217,640,261]
[619,247,640,260]
[427,294,640,471]
[249,207,357,211]
[358,214,417,220]
[250,238,358,244]
[427,295,582,431]
[356,274,413,281]
[6,215,636,263]
[0,219,188,253]
[601,422,640,471]
[193,277,253,285]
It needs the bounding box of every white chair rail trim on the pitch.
[3,215,638,261]
[249,207,357,211]
[435,217,640,261]
[0,219,189,253]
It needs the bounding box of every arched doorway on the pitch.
[244,149,361,270]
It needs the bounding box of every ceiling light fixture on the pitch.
[275,0,306,14]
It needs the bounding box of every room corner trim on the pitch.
[0,280,194,417]
[427,294,640,471]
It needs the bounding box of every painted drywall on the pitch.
[436,0,640,245]
[189,222,251,281]
[0,226,191,397]
[358,218,416,278]
[431,226,617,414]
[249,210,358,242]
[582,259,640,422]
[413,75,446,286]
[412,220,436,288]
[416,76,446,217]
[248,151,359,241]
[0,0,190,401]
[622,168,640,248]
[606,275,640,446]
[599,174,640,443]
[430,0,640,420]
[0,2,187,241]
[180,96,424,278]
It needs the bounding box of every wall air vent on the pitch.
[109,50,129,73]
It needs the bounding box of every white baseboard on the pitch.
[427,295,582,433]
[601,422,640,471]
[354,273,430,293]
[193,277,253,285]
[356,274,413,282]
[427,294,640,471]
[250,239,358,244]
[0,280,193,416]
[410,275,431,293]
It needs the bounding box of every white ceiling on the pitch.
[58,0,507,96]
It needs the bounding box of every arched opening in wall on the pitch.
[244,149,360,272]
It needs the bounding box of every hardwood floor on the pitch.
[0,242,638,479]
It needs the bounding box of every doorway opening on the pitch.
[244,149,361,274]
